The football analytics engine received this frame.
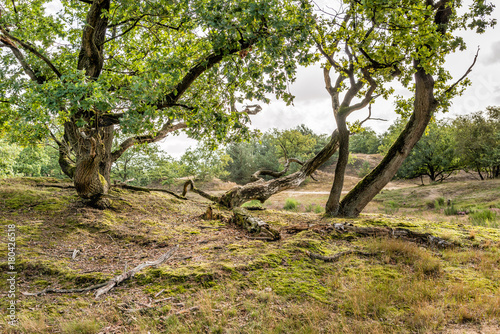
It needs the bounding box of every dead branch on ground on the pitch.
[22,245,179,298]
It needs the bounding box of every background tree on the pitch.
[453,107,500,180]
[180,146,231,182]
[225,133,281,184]
[0,139,22,177]
[0,0,314,207]
[349,127,381,154]
[389,120,459,183]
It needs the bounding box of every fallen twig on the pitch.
[95,245,179,298]
[22,245,179,298]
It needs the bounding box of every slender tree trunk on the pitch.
[336,66,438,217]
[477,165,484,180]
[325,114,349,215]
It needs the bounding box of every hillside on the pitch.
[1,178,500,333]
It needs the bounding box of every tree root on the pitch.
[306,249,379,262]
[22,245,179,299]
[285,222,453,248]
[114,184,187,200]
[230,207,280,241]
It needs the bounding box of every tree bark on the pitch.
[337,65,437,217]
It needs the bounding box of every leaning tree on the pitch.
[0,0,314,207]
[181,0,494,217]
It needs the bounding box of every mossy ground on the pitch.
[1,177,500,333]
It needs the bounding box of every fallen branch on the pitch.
[22,245,179,298]
[306,249,379,262]
[182,180,220,202]
[95,245,179,298]
[22,282,109,296]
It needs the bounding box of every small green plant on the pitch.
[444,204,459,216]
[284,198,299,211]
[313,204,324,213]
[435,197,445,209]
[469,210,498,228]
[383,200,399,215]
[242,199,263,208]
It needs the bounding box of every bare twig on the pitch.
[22,246,179,298]
[95,245,179,298]
[444,47,479,95]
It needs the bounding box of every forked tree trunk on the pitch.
[336,66,438,217]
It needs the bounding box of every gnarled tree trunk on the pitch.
[183,130,340,208]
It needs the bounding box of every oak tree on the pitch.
[0,0,314,207]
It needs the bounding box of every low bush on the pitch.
[284,198,299,211]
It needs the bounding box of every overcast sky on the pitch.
[44,1,500,158]
[166,2,500,157]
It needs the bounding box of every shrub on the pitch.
[425,201,435,209]
[357,161,372,178]
[444,205,459,216]
[284,198,299,211]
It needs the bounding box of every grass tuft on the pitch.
[469,210,498,228]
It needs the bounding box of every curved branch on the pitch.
[156,41,254,109]
[182,179,220,203]
[180,130,340,209]
[250,158,304,182]
[0,36,41,83]
[111,122,187,163]
[444,47,479,95]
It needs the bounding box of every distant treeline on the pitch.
[1,107,499,184]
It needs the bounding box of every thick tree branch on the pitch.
[111,122,187,163]
[0,36,41,83]
[344,70,378,114]
[251,158,304,182]
[156,41,254,109]
[77,0,110,78]
[0,27,62,78]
